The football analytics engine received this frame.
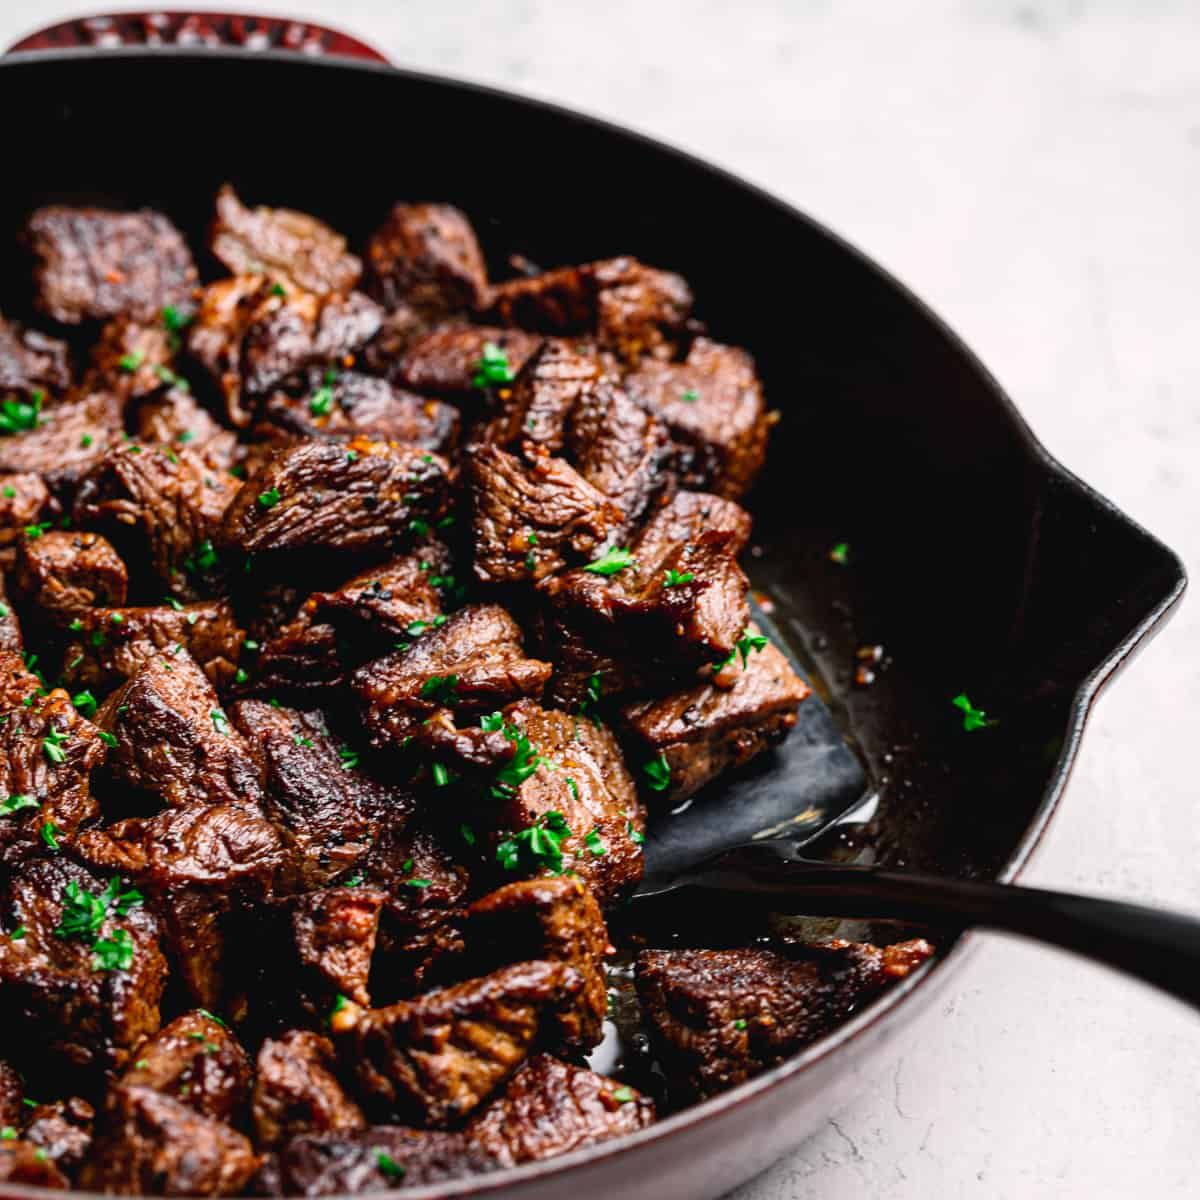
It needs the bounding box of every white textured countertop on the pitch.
[3,2,1198,1195]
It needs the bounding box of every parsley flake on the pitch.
[952,693,995,732]
[472,342,514,389]
[257,488,281,508]
[642,753,671,792]
[663,568,695,588]
[583,546,635,576]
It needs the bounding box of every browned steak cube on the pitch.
[211,184,361,296]
[21,1097,94,1174]
[286,887,386,1009]
[625,337,771,499]
[252,1030,365,1150]
[335,959,584,1126]
[0,315,71,398]
[0,857,167,1076]
[221,439,451,557]
[237,609,342,698]
[0,647,43,708]
[310,549,446,646]
[0,389,124,501]
[466,1054,654,1164]
[0,473,53,565]
[351,604,551,752]
[131,389,237,472]
[365,203,488,318]
[0,577,21,654]
[468,443,620,584]
[27,207,197,325]
[118,1010,251,1125]
[58,599,245,694]
[85,316,177,399]
[464,877,611,1050]
[636,940,935,1101]
[0,1061,24,1127]
[487,257,692,363]
[396,326,541,400]
[357,302,429,378]
[258,367,459,452]
[14,530,127,620]
[620,624,811,804]
[80,1084,260,1197]
[634,487,752,558]
[0,1138,69,1187]
[95,651,264,810]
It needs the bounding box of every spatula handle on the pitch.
[690,844,1200,1008]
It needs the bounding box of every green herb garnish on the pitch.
[472,341,514,389]
[663,568,694,587]
[0,392,42,434]
[583,546,635,577]
[952,693,995,732]
[496,810,571,875]
[642,753,671,792]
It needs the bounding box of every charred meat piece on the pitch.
[0,1060,24,1127]
[258,367,459,452]
[252,1031,365,1150]
[467,1055,653,1165]
[625,337,771,499]
[636,940,935,1102]
[85,317,176,399]
[469,444,619,584]
[634,487,752,560]
[27,207,197,325]
[222,439,451,557]
[464,878,610,1050]
[365,203,488,319]
[75,442,241,599]
[22,1097,94,1174]
[131,389,238,472]
[620,625,810,804]
[357,302,429,377]
[0,577,20,654]
[57,599,245,694]
[211,185,361,296]
[0,647,43,709]
[118,1010,251,1125]
[13,530,127,620]
[336,959,584,1126]
[396,326,541,401]
[285,887,386,1009]
[0,1138,69,1187]
[351,604,551,753]
[0,857,167,1076]
[487,257,692,363]
[0,315,71,398]
[80,1084,260,1197]
[237,609,342,698]
[94,651,264,811]
[0,473,53,564]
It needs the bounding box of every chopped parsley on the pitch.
[459,822,476,846]
[472,341,515,389]
[0,392,42,434]
[197,1008,228,1028]
[210,709,230,735]
[430,762,452,787]
[584,826,607,856]
[566,777,579,800]
[642,753,671,792]
[9,928,23,941]
[409,518,430,537]
[117,351,146,373]
[257,488,281,508]
[271,282,287,297]
[0,794,38,817]
[43,725,69,765]
[24,522,51,540]
[309,385,334,416]
[55,878,143,942]
[627,819,644,845]
[0,1128,14,1141]
[680,388,699,403]
[97,731,118,749]
[952,693,995,732]
[1,486,13,499]
[419,674,459,705]
[71,690,97,718]
[829,542,849,565]
[496,810,571,875]
[185,539,218,574]
[612,1086,636,1103]
[161,305,193,334]
[80,433,93,448]
[403,877,433,889]
[375,1152,405,1180]
[486,717,542,798]
[663,568,695,587]
[583,546,635,576]
[91,928,134,972]
[712,628,769,675]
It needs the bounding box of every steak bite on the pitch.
[624,337,772,499]
[0,473,53,564]
[468,443,620,584]
[351,604,551,753]
[94,651,264,811]
[365,203,489,318]
[335,958,585,1126]
[211,184,362,296]
[131,388,238,471]
[396,325,541,400]
[221,438,451,557]
[487,256,693,364]
[466,1055,654,1165]
[636,940,935,1102]
[620,625,811,804]
[26,206,197,325]
[0,857,167,1077]
[252,1030,365,1150]
[0,314,71,399]
[118,1010,252,1125]
[13,530,128,620]
[80,1084,260,1197]
[282,886,387,1010]
[633,486,752,559]
[0,1138,70,1187]
[21,1097,95,1174]
[235,608,342,698]
[85,316,177,399]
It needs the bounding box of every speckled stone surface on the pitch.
[3,2,1198,1195]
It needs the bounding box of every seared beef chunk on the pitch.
[211,185,361,296]
[118,1010,251,1124]
[396,326,541,400]
[14,530,127,620]
[0,575,23,654]
[95,651,263,810]
[365,203,488,318]
[80,1085,259,1197]
[636,940,935,1102]
[58,600,244,693]
[464,878,610,1050]
[0,646,43,708]
[357,303,428,376]
[468,444,619,584]
[75,442,240,598]
[22,1097,94,1173]
[269,1126,498,1195]
[481,700,645,906]
[487,257,692,363]
[258,368,459,452]
[0,857,167,1076]
[252,1031,365,1150]
[0,1138,70,1187]
[336,959,584,1126]
[222,439,450,557]
[85,317,176,399]
[0,473,53,563]
[237,609,342,698]
[229,701,402,891]
[0,315,71,398]
[351,604,551,753]
[625,338,771,499]
[283,887,386,1010]
[467,1055,653,1164]
[132,389,238,471]
[0,389,123,500]
[0,1060,23,1126]
[27,207,197,325]
[620,625,810,804]
[634,487,752,558]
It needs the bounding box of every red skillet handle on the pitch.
[5,11,388,61]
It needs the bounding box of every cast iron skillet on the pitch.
[0,13,1187,1200]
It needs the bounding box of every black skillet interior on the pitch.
[0,49,1185,923]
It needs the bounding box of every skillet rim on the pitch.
[0,43,1187,1200]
